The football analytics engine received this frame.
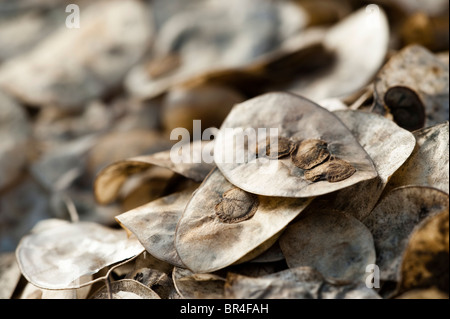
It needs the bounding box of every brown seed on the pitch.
[304,158,356,183]
[291,139,330,169]
[265,136,295,159]
[214,187,259,224]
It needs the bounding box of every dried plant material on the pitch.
[374,45,449,129]
[116,188,197,268]
[16,219,145,290]
[124,0,307,99]
[0,90,30,190]
[363,186,449,283]
[125,268,175,299]
[399,209,449,294]
[173,267,226,299]
[303,158,356,183]
[265,136,295,159]
[175,168,312,273]
[279,210,375,283]
[287,6,389,101]
[0,0,153,110]
[87,130,170,180]
[214,187,259,224]
[19,276,93,299]
[0,253,21,299]
[249,241,285,263]
[90,279,161,299]
[313,110,416,221]
[385,122,449,194]
[224,267,381,299]
[162,84,244,135]
[396,287,449,299]
[214,92,377,198]
[94,141,214,205]
[290,139,330,169]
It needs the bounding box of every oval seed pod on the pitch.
[15,219,145,290]
[214,92,377,198]
[363,186,449,283]
[385,122,449,194]
[175,168,312,273]
[115,188,197,268]
[279,210,376,283]
[94,140,214,205]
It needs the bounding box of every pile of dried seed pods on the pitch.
[1,0,448,300]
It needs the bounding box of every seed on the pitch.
[214,187,259,223]
[291,139,330,169]
[304,158,356,183]
[384,86,425,131]
[265,136,295,159]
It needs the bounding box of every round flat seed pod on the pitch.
[116,188,197,268]
[374,44,449,129]
[172,267,225,299]
[318,110,416,221]
[279,210,375,283]
[385,122,449,194]
[94,140,214,204]
[16,219,145,290]
[175,168,312,273]
[90,279,160,299]
[214,92,377,198]
[399,209,449,294]
[363,186,449,283]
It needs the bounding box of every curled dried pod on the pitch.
[384,86,426,131]
[290,139,330,169]
[303,158,356,183]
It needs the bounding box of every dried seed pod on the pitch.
[385,122,449,194]
[287,6,389,101]
[265,136,294,159]
[224,267,381,299]
[214,92,377,198]
[374,45,449,129]
[363,186,449,284]
[175,168,311,273]
[116,188,197,268]
[15,219,144,290]
[94,140,214,205]
[172,267,226,299]
[90,279,160,299]
[279,210,375,283]
[399,209,449,294]
[290,139,330,169]
[319,110,416,221]
[125,268,175,299]
[0,253,21,299]
[303,158,356,183]
[0,0,153,110]
[214,187,259,223]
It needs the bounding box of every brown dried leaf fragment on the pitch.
[399,209,449,294]
[303,158,356,183]
[291,139,330,169]
[363,186,449,283]
[175,168,311,273]
[279,210,375,283]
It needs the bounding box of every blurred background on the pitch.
[0,0,449,252]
